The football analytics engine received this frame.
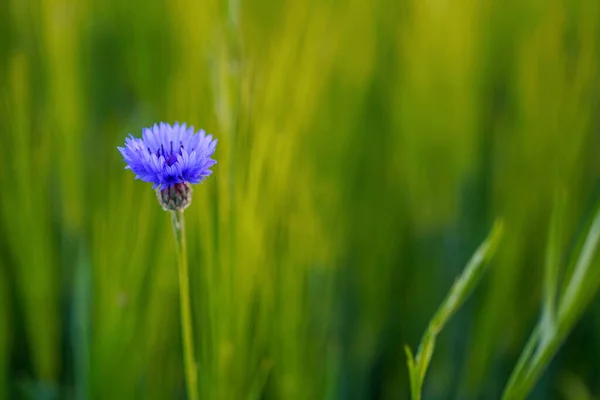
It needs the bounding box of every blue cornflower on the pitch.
[118,122,217,210]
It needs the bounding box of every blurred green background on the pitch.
[1,0,600,398]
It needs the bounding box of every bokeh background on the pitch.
[1,0,600,399]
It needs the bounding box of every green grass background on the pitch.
[1,0,600,399]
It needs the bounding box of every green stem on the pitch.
[171,210,199,400]
[512,334,564,400]
[501,326,540,400]
[502,205,600,399]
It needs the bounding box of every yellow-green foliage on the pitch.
[0,0,599,399]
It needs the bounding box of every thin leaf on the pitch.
[416,329,436,382]
[404,345,420,400]
[541,191,565,340]
[558,204,600,327]
[405,221,503,400]
[431,220,504,331]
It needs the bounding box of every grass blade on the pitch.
[405,221,503,399]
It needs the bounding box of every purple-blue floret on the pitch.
[118,122,217,189]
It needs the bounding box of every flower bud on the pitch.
[157,182,192,211]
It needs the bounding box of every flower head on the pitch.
[118,122,217,210]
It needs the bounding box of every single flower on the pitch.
[118,122,217,210]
